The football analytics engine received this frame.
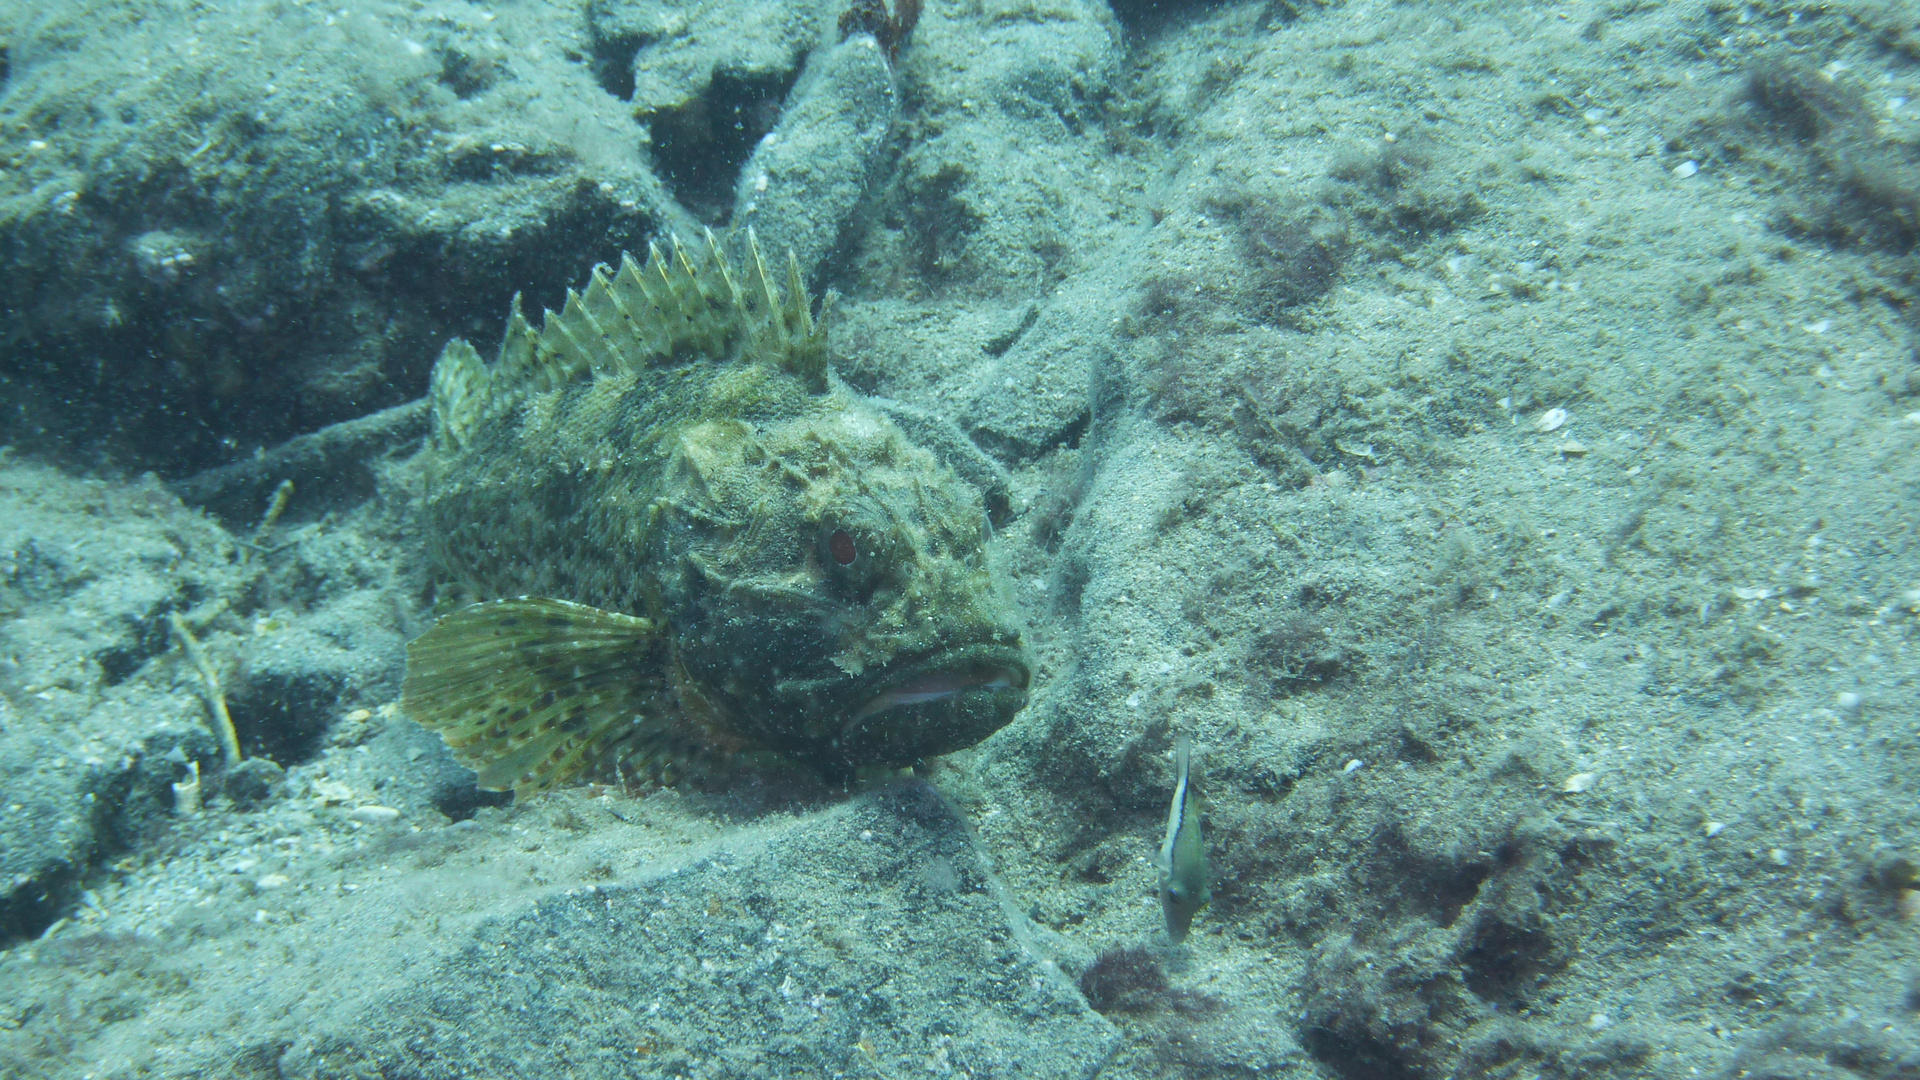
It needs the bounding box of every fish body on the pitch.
[403,235,1030,795]
[1157,733,1209,943]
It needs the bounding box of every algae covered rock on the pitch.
[0,0,671,471]
[280,782,1118,1080]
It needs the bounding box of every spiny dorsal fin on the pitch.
[402,597,741,795]
[426,232,829,448]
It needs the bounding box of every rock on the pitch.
[279,782,1118,1080]
[956,270,1130,460]
[0,701,93,942]
[221,758,286,811]
[606,0,840,223]
[0,0,680,470]
[731,35,899,285]
[0,465,247,941]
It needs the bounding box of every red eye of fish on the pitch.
[829,529,858,566]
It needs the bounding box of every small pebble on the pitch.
[1672,160,1699,178]
[1343,759,1364,774]
[1900,889,1920,921]
[348,805,401,824]
[256,873,290,890]
[1768,848,1791,867]
[1562,772,1597,793]
[1835,691,1863,714]
[1588,1012,1613,1031]
[1705,821,1727,838]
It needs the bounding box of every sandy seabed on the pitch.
[3,0,1920,1077]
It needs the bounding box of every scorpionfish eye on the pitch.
[828,529,858,566]
[818,521,888,599]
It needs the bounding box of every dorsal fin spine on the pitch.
[533,294,583,380]
[499,299,537,381]
[785,251,812,337]
[427,232,832,444]
[562,288,619,378]
[581,267,630,373]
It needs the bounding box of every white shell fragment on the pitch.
[348,804,401,824]
[1561,771,1597,793]
[1704,821,1727,837]
[1535,408,1568,433]
[1672,160,1699,179]
[1342,758,1364,773]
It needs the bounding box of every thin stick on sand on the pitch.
[168,612,242,768]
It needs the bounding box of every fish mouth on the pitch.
[834,643,1032,763]
[848,647,1032,727]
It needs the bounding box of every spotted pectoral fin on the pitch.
[402,597,706,796]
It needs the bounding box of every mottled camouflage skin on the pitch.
[421,284,1028,780]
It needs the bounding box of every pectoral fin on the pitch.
[402,597,698,796]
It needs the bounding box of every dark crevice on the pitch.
[432,781,513,822]
[226,672,341,766]
[95,608,177,687]
[1460,918,1559,1005]
[589,31,647,102]
[982,304,1039,357]
[645,66,802,224]
[1372,827,1492,928]
[0,862,79,946]
[1056,409,1090,451]
[95,644,148,687]
[0,728,218,947]
[1109,0,1240,37]
[437,48,500,100]
[1301,1028,1427,1080]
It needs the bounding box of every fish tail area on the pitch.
[402,597,724,797]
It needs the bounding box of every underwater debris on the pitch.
[168,612,241,769]
[252,479,294,543]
